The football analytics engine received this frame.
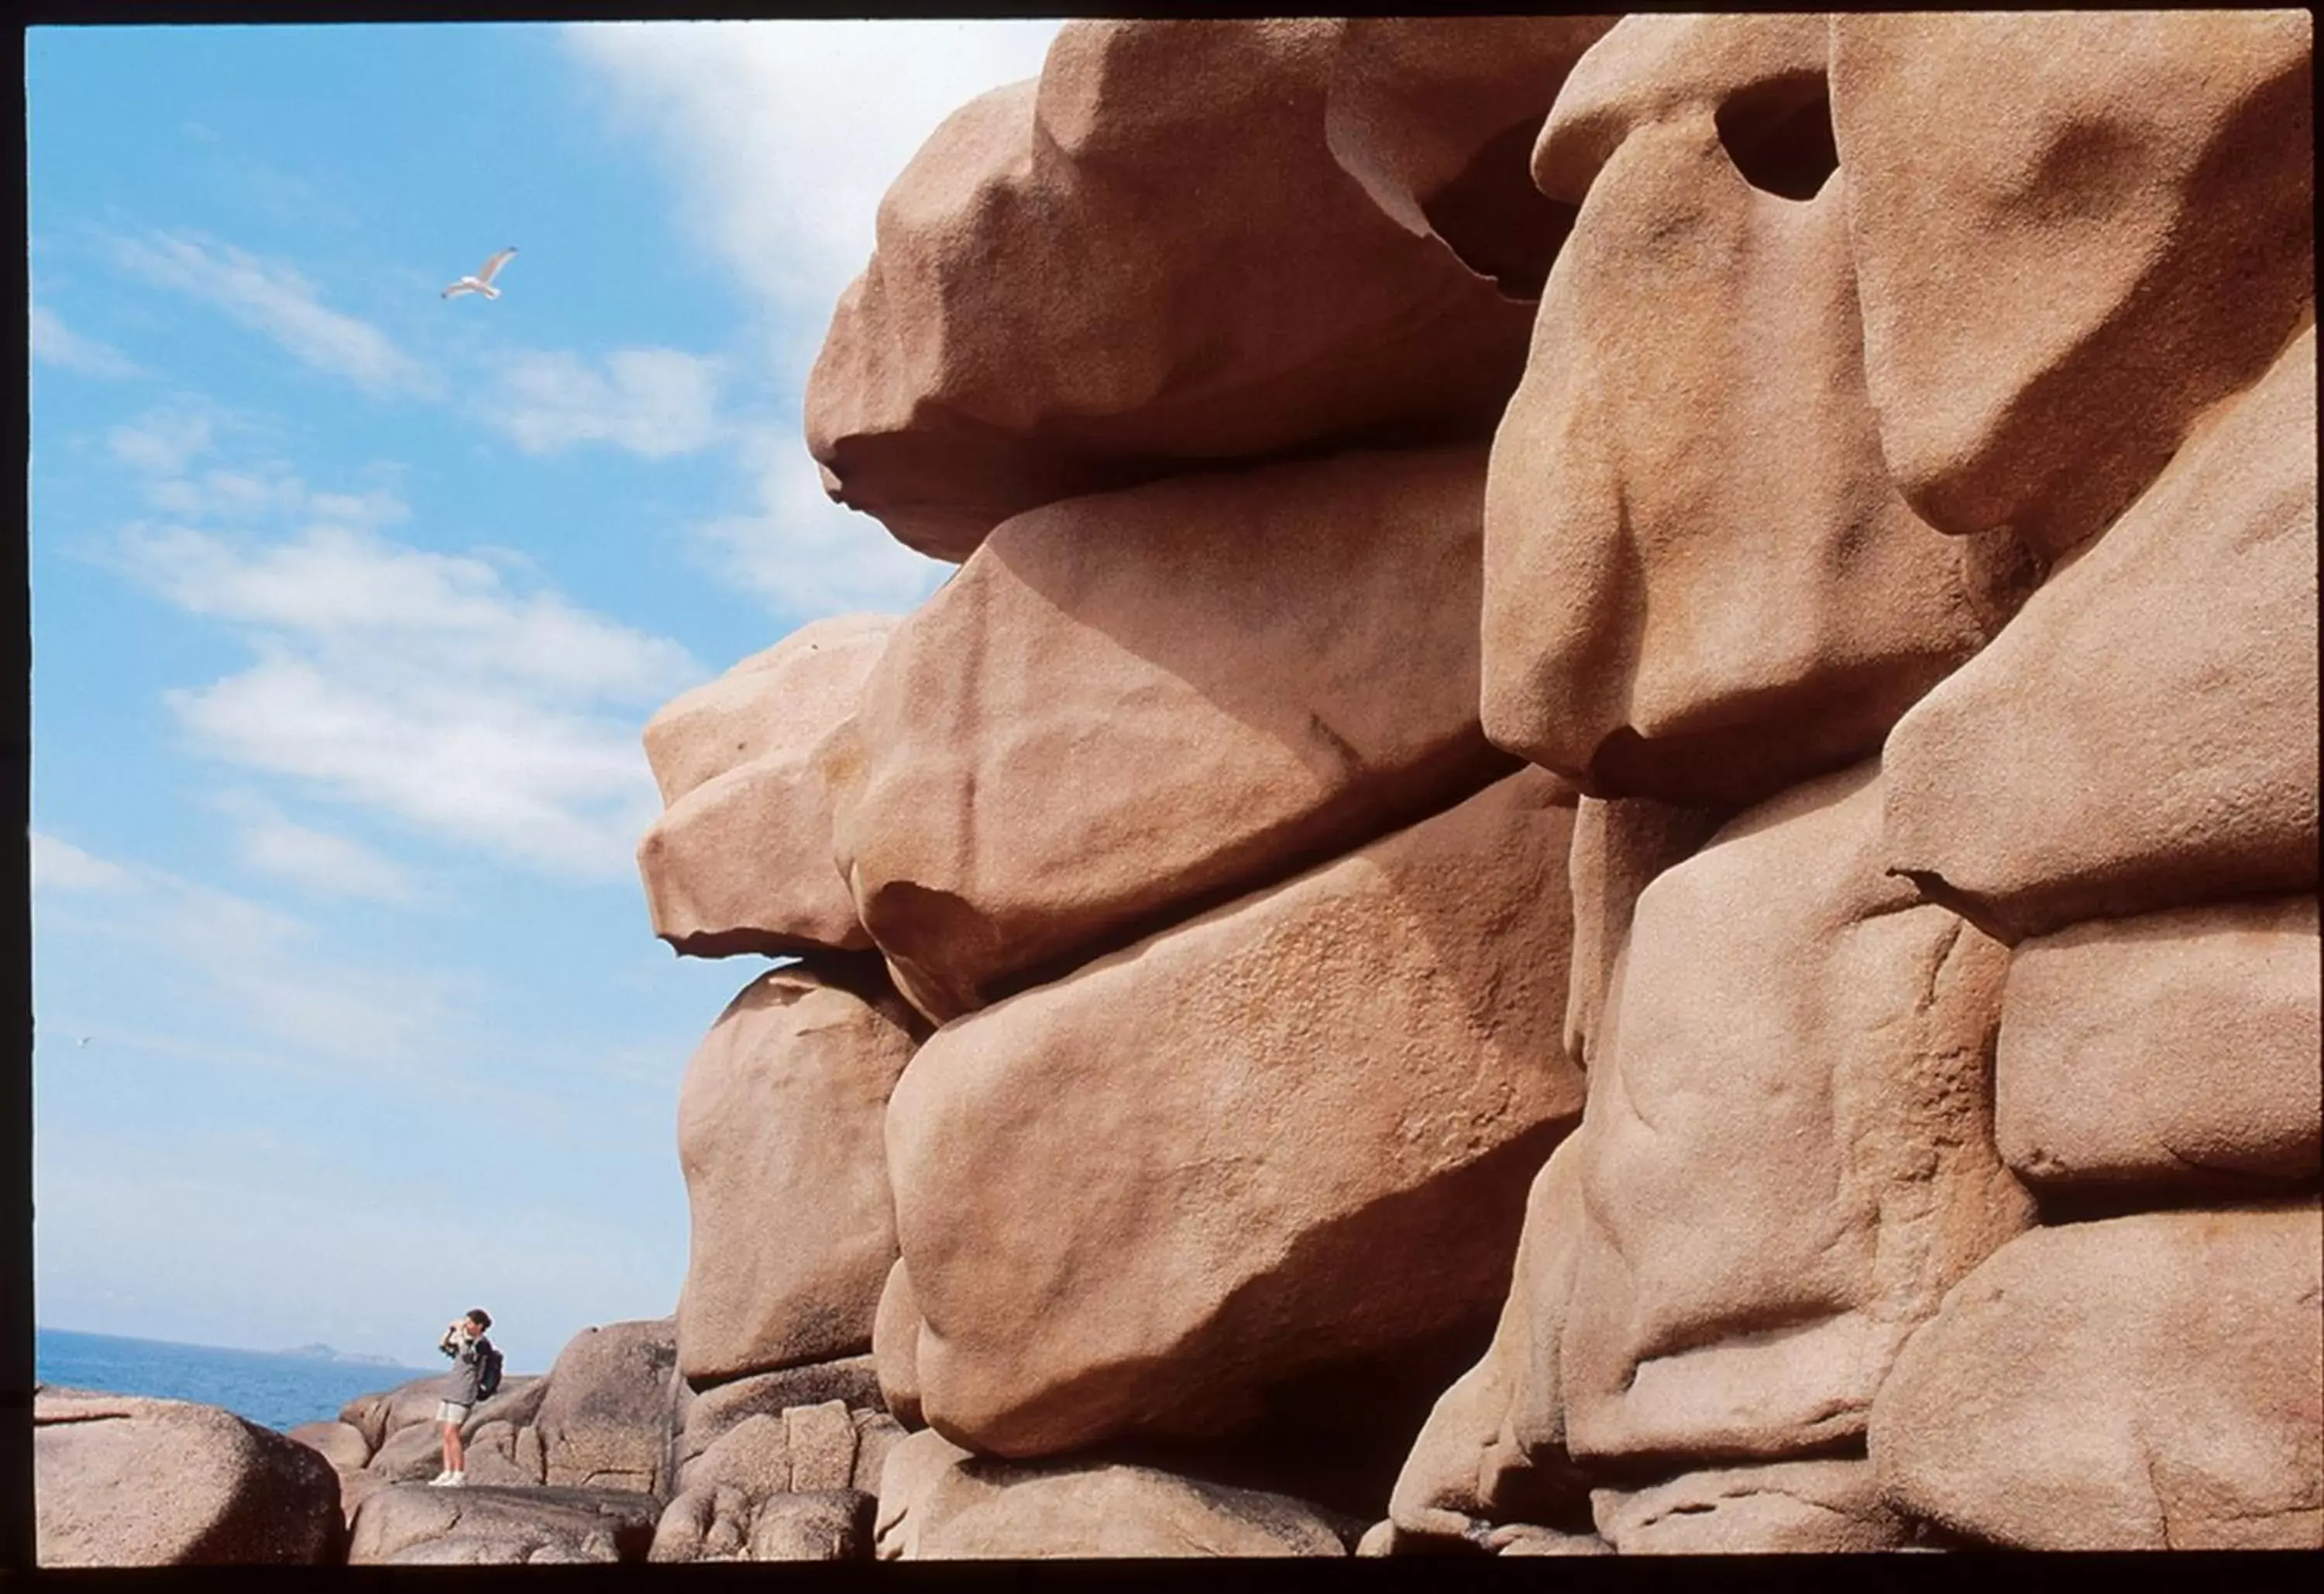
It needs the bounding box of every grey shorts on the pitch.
[435,1400,471,1425]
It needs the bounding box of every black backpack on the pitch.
[476,1339,504,1402]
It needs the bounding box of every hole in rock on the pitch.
[1418,118,1581,299]
[1715,72,1840,201]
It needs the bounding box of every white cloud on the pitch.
[105,409,411,527]
[111,231,435,399]
[695,425,950,616]
[117,518,702,879]
[485,346,727,459]
[211,789,418,903]
[31,306,144,380]
[108,405,216,477]
[30,839,454,1073]
[564,20,1061,360]
[29,833,137,895]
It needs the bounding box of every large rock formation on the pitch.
[1557,761,2032,1464]
[826,444,1516,1021]
[673,960,920,1383]
[1831,11,2315,558]
[1481,12,2037,809]
[636,614,896,958]
[803,20,1601,558]
[888,771,1583,1460]
[1880,324,2319,943]
[589,7,2324,1564]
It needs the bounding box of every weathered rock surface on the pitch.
[347,1482,661,1565]
[747,1489,876,1561]
[1590,1460,1912,1554]
[686,1414,791,1500]
[1483,15,2034,809]
[1528,13,1838,205]
[852,1410,908,1496]
[1996,896,2322,1193]
[1882,325,2319,943]
[287,1420,371,1473]
[806,20,1541,559]
[637,755,871,957]
[34,1389,342,1566]
[1560,761,2034,1462]
[535,1318,679,1493]
[890,770,1583,1458]
[830,443,1518,1022]
[1833,12,2315,557]
[1562,795,1728,1070]
[871,1260,923,1427]
[786,1400,859,1493]
[1320,18,1614,294]
[873,1429,1353,1559]
[1870,1203,2324,1550]
[648,1483,751,1563]
[676,964,919,1385]
[1387,1133,1595,1550]
[637,617,895,959]
[641,614,896,809]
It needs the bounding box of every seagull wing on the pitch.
[475,247,517,286]
[443,279,478,298]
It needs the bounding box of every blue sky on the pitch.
[29,20,1061,1374]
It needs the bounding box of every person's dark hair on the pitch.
[466,1309,493,1331]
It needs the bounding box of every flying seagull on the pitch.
[442,246,517,301]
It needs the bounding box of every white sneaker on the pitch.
[445,1472,467,1488]
[426,1472,451,1486]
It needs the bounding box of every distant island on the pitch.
[278,1343,410,1368]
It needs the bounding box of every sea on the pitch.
[36,1328,434,1433]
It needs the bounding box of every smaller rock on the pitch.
[874,1427,1352,1559]
[641,614,896,808]
[535,1318,679,1494]
[1591,1460,1912,1553]
[1489,1524,1616,1555]
[748,1489,877,1561]
[686,1413,790,1500]
[676,1355,884,1475]
[1997,896,2321,1191]
[347,1482,661,1566]
[1871,1202,2324,1550]
[286,1420,370,1473]
[648,1483,751,1564]
[851,1410,909,1496]
[784,1400,859,1493]
[36,1390,343,1566]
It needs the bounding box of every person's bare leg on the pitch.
[442,1421,465,1475]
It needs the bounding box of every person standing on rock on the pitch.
[429,1308,494,1487]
